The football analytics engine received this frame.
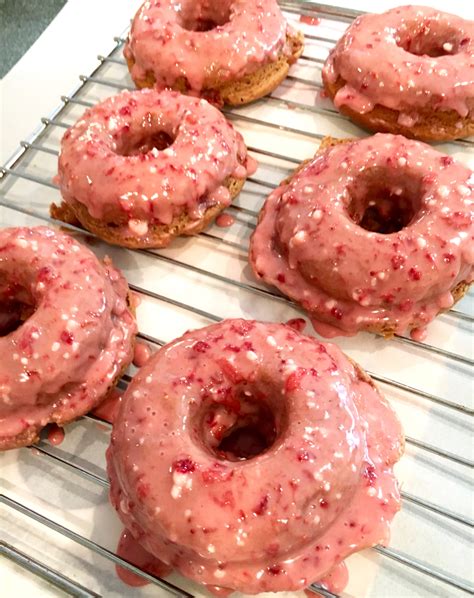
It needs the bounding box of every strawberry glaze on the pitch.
[299,16,321,27]
[46,424,65,446]
[125,0,295,95]
[57,89,256,244]
[91,388,123,425]
[250,134,473,338]
[107,319,403,594]
[116,528,172,587]
[0,227,136,450]
[133,342,152,368]
[323,6,474,122]
[215,214,236,228]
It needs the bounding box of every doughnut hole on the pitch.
[396,22,462,57]
[0,278,36,336]
[115,128,175,157]
[177,0,232,32]
[195,383,288,462]
[347,167,423,234]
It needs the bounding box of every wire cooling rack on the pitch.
[0,2,473,597]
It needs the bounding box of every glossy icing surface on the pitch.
[58,89,255,241]
[323,5,474,119]
[0,226,136,450]
[125,0,292,93]
[250,134,474,338]
[107,319,403,594]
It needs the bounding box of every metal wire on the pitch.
[0,541,101,598]
[0,2,472,596]
[0,495,193,598]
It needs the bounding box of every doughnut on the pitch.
[124,0,304,106]
[107,319,404,594]
[250,134,474,340]
[53,89,256,249]
[0,226,137,450]
[322,6,474,141]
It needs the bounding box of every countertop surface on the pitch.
[1,1,473,597]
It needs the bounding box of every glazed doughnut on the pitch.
[53,89,256,248]
[124,0,304,106]
[322,6,474,141]
[0,226,136,450]
[250,134,474,340]
[107,319,403,595]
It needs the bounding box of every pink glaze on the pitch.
[215,214,236,228]
[0,227,136,450]
[250,134,473,338]
[285,317,306,332]
[91,388,123,425]
[300,16,321,27]
[125,0,295,96]
[116,528,172,587]
[130,291,142,309]
[107,319,403,594]
[47,424,65,446]
[410,326,428,342]
[58,89,255,244]
[133,342,152,368]
[323,6,474,120]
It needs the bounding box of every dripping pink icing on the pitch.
[0,227,136,450]
[300,15,321,27]
[57,89,255,242]
[250,134,473,338]
[133,342,152,368]
[285,317,306,332]
[125,0,294,95]
[215,213,236,228]
[323,6,474,119]
[47,424,65,446]
[107,319,403,594]
[410,326,428,342]
[91,388,123,425]
[116,528,172,587]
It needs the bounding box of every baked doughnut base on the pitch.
[127,31,304,106]
[323,75,474,142]
[50,174,245,249]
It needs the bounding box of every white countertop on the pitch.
[1,1,473,597]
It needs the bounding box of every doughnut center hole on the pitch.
[348,169,422,234]
[177,1,232,32]
[0,283,36,336]
[397,24,461,57]
[199,391,283,462]
[116,130,175,157]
